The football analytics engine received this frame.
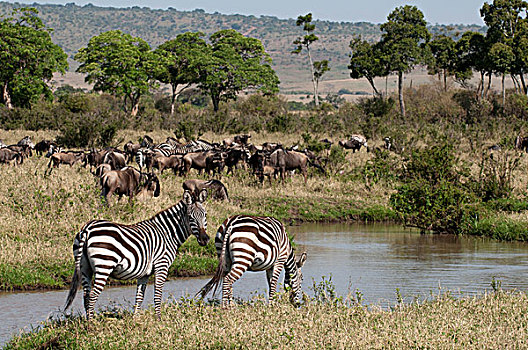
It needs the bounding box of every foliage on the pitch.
[292,13,329,106]
[390,143,477,234]
[0,7,68,108]
[199,29,279,112]
[154,32,209,115]
[474,150,520,201]
[379,5,431,116]
[75,30,159,116]
[348,35,387,97]
[55,111,123,148]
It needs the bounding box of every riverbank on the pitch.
[4,290,527,349]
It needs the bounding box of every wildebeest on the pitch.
[224,148,249,175]
[270,149,309,184]
[152,154,182,174]
[103,151,127,170]
[182,151,224,176]
[34,140,57,156]
[182,179,229,201]
[100,167,160,205]
[124,141,141,163]
[0,148,23,165]
[46,151,86,174]
[338,134,369,153]
[515,135,528,152]
[8,144,32,158]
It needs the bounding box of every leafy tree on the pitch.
[155,32,209,115]
[75,30,159,116]
[0,7,68,108]
[481,0,528,94]
[199,29,279,112]
[379,5,431,116]
[489,42,515,104]
[427,35,458,91]
[292,13,330,106]
[455,31,491,95]
[348,35,387,97]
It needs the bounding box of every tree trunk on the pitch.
[131,101,140,117]
[306,47,319,106]
[398,70,405,117]
[3,83,13,109]
[479,71,485,99]
[366,76,381,97]
[211,92,220,112]
[444,69,448,92]
[520,74,527,95]
[486,73,492,97]
[502,73,506,106]
[171,83,177,115]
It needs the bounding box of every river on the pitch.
[2,223,528,346]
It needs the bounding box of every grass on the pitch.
[4,290,528,349]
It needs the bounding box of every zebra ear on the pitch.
[197,189,208,203]
[183,190,193,205]
[296,252,307,268]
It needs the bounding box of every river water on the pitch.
[2,223,528,345]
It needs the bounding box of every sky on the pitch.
[4,0,488,25]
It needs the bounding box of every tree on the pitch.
[0,7,68,108]
[455,31,492,96]
[75,30,159,116]
[427,35,458,91]
[199,29,279,112]
[292,13,330,106]
[481,0,528,94]
[490,42,515,104]
[348,35,388,97]
[155,32,209,115]
[379,6,431,116]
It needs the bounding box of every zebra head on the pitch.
[183,189,209,246]
[285,252,307,305]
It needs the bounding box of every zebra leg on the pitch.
[133,276,149,314]
[266,262,285,304]
[153,265,169,319]
[86,269,111,320]
[222,262,250,308]
[81,264,93,318]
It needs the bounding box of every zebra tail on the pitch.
[197,224,232,299]
[64,227,88,311]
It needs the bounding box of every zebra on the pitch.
[198,215,307,307]
[64,189,209,320]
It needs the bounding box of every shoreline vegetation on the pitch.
[5,289,528,349]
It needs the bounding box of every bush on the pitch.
[390,143,477,234]
[56,111,123,147]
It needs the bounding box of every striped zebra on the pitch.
[64,190,209,320]
[198,215,307,306]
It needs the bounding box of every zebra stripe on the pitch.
[199,215,307,306]
[64,190,209,320]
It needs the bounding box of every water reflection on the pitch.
[2,223,528,345]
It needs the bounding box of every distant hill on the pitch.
[0,2,486,93]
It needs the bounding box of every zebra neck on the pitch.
[284,252,299,284]
[150,201,192,246]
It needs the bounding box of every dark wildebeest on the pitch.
[94,163,112,177]
[270,149,310,184]
[182,178,229,201]
[338,134,369,153]
[152,154,182,174]
[224,148,249,175]
[0,148,23,165]
[100,167,160,205]
[35,140,57,156]
[515,135,528,152]
[46,151,86,174]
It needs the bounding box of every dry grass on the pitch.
[5,290,528,349]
